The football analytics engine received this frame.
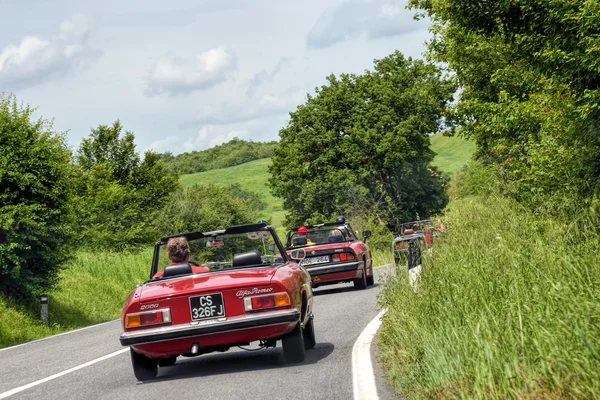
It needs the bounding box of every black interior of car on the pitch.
[292,237,308,246]
[328,235,345,243]
[232,250,263,267]
[162,263,193,278]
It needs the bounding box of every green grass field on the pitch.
[429,133,476,174]
[180,158,287,236]
[378,195,600,398]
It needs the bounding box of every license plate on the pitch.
[301,255,330,266]
[189,293,225,321]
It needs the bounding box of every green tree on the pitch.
[77,120,139,184]
[409,0,600,214]
[0,94,74,298]
[73,121,179,249]
[268,51,455,231]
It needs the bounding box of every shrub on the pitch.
[0,94,74,298]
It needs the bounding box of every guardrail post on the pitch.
[40,294,48,326]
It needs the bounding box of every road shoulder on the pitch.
[371,329,403,400]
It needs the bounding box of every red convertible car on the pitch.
[284,216,374,290]
[119,222,315,381]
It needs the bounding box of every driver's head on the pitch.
[167,237,190,263]
[298,226,309,236]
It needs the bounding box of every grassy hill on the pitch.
[179,134,475,232]
[430,133,476,173]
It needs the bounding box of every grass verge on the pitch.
[0,250,150,349]
[378,195,600,399]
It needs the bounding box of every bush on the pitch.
[153,184,264,235]
[0,94,74,298]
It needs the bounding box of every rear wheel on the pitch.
[303,315,316,350]
[157,356,177,367]
[130,348,158,381]
[282,321,305,363]
[354,264,368,290]
[366,273,375,286]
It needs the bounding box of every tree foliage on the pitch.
[153,184,264,235]
[160,137,278,175]
[268,51,456,231]
[0,94,74,298]
[409,0,600,215]
[73,121,180,249]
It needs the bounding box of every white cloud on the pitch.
[306,0,426,49]
[0,14,97,89]
[145,46,237,97]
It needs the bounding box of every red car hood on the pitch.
[138,267,277,302]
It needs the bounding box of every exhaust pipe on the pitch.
[190,343,200,355]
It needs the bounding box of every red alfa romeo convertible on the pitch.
[119,222,315,381]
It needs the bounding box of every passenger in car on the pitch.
[152,237,209,279]
[294,226,314,246]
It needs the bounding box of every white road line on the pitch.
[0,319,119,353]
[352,308,386,400]
[0,348,129,399]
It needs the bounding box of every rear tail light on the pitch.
[126,308,171,328]
[244,292,290,311]
[332,252,356,262]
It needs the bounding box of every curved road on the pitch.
[0,266,395,400]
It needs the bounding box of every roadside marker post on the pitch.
[40,294,48,326]
[407,240,422,289]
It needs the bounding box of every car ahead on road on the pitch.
[283,216,374,290]
[119,221,315,381]
[392,219,441,264]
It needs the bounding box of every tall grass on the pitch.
[0,250,151,349]
[378,195,600,399]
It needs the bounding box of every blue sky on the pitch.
[0,0,431,155]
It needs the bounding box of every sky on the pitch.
[0,0,432,156]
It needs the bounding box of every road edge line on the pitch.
[0,348,129,399]
[352,307,386,400]
[0,319,120,353]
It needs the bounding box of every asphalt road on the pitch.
[0,265,396,400]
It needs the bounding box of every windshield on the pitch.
[287,227,349,248]
[154,229,284,277]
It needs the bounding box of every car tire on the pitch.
[282,321,305,363]
[303,315,316,350]
[157,356,177,367]
[130,347,158,381]
[354,265,368,290]
[366,273,375,286]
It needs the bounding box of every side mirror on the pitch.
[268,243,275,253]
[289,248,306,261]
[362,230,372,240]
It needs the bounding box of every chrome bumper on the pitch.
[304,261,363,276]
[120,308,300,346]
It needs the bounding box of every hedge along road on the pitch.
[0,265,395,400]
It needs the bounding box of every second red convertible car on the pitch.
[284,216,374,290]
[119,222,315,381]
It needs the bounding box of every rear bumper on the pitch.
[120,308,300,346]
[304,261,363,276]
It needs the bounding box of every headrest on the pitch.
[292,236,308,246]
[162,263,192,278]
[232,250,263,267]
[328,235,345,243]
